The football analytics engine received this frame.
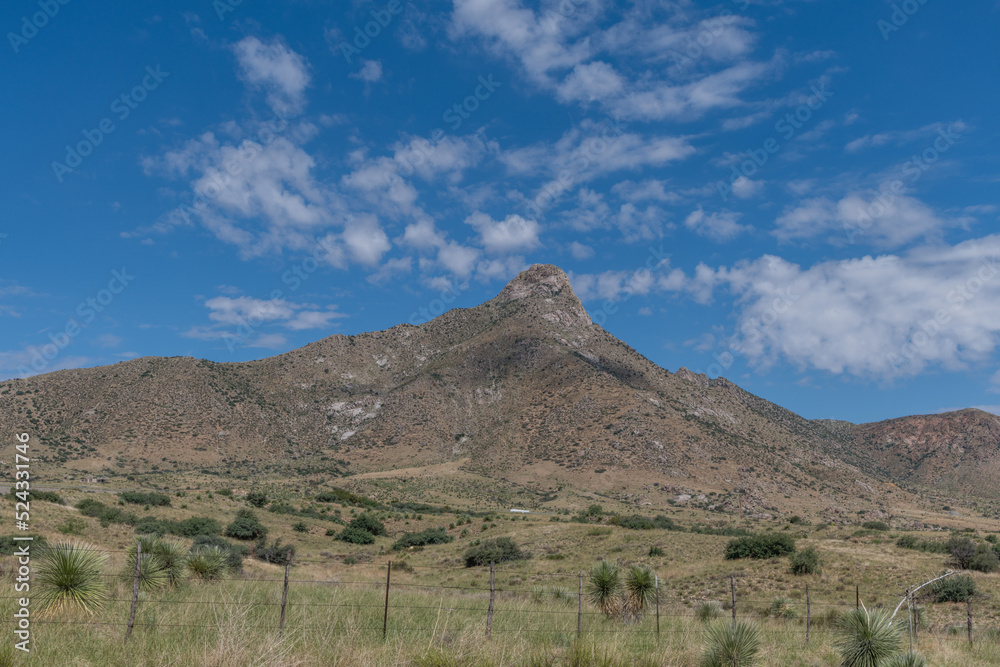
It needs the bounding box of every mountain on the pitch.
[1,264,996,514]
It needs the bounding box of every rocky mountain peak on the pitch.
[495,264,591,327]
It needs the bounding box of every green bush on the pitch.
[0,534,46,555]
[930,575,977,603]
[789,547,821,575]
[316,488,378,507]
[255,537,294,565]
[224,509,268,541]
[118,491,171,507]
[292,522,309,533]
[895,535,949,554]
[9,488,64,504]
[968,544,1000,573]
[617,514,679,531]
[339,526,375,544]
[649,546,665,557]
[347,513,386,537]
[246,490,268,508]
[724,534,796,560]
[190,535,248,571]
[172,516,222,537]
[393,527,454,551]
[464,537,527,567]
[861,521,890,532]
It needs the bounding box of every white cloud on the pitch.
[437,241,481,278]
[199,295,346,332]
[343,217,391,266]
[731,176,764,199]
[232,36,311,116]
[681,237,1000,380]
[350,59,383,83]
[466,211,540,254]
[774,186,964,248]
[95,333,123,348]
[569,241,594,260]
[685,207,749,242]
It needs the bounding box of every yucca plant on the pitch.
[35,542,107,615]
[152,538,188,587]
[883,654,926,667]
[696,601,725,622]
[835,606,902,667]
[586,560,621,618]
[768,596,798,619]
[701,619,761,667]
[188,546,227,580]
[623,564,657,622]
[124,535,169,592]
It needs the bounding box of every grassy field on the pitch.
[2,483,999,665]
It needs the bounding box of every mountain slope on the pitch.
[0,265,994,513]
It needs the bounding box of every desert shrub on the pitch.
[9,488,64,504]
[119,491,171,507]
[292,522,309,533]
[861,521,890,532]
[768,596,798,619]
[393,527,454,551]
[724,533,796,560]
[790,547,821,575]
[316,488,378,507]
[464,537,527,567]
[648,546,665,557]
[347,513,386,536]
[133,517,171,536]
[75,499,137,526]
[217,488,233,497]
[969,544,1000,573]
[834,607,901,667]
[896,535,949,554]
[172,516,222,537]
[930,575,977,603]
[246,490,268,507]
[57,517,88,535]
[255,537,294,565]
[618,514,678,531]
[339,526,376,544]
[224,509,268,541]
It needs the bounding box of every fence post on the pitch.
[125,540,141,643]
[279,556,291,636]
[805,584,810,645]
[730,575,737,622]
[577,571,583,639]
[486,561,495,638]
[967,597,973,646]
[383,561,392,640]
[856,585,860,610]
[906,589,913,654]
[655,574,660,641]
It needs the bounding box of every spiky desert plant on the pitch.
[835,605,902,667]
[883,654,926,667]
[152,538,188,587]
[188,546,227,581]
[124,535,169,592]
[696,601,725,622]
[768,596,798,619]
[586,560,621,618]
[701,619,761,667]
[35,542,107,615]
[623,564,657,621]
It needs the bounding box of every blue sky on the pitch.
[3,0,999,424]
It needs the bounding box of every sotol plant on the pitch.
[701,620,761,667]
[35,542,107,615]
[586,560,621,618]
[835,606,903,667]
[623,564,657,622]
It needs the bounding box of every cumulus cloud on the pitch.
[465,211,540,254]
[350,59,383,83]
[232,36,311,116]
[685,207,749,242]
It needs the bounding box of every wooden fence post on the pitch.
[730,575,737,622]
[856,585,860,610]
[279,556,291,636]
[577,571,583,639]
[486,561,495,638]
[805,584,810,645]
[125,540,141,643]
[383,561,392,640]
[967,597,973,646]
[655,574,660,641]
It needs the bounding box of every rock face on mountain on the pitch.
[1,264,996,509]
